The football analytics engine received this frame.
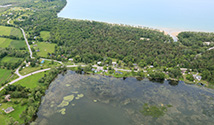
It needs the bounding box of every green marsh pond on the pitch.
[32,71,214,125]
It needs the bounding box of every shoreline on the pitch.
[58,0,214,41]
[58,17,214,42]
[0,4,12,8]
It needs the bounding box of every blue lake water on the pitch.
[58,0,214,32]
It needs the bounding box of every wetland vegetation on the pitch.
[33,71,214,125]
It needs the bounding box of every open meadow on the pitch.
[14,72,47,89]
[0,57,23,65]
[0,69,12,85]
[32,42,56,57]
[0,37,25,49]
[0,26,22,37]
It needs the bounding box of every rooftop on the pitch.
[4,107,14,114]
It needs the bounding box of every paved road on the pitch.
[20,28,33,59]
[15,66,23,77]
[0,68,51,91]
[67,65,86,67]
[40,58,63,65]
[208,47,214,51]
[7,19,33,58]
[7,19,11,24]
[0,63,139,92]
[195,46,214,59]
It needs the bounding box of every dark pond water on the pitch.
[32,71,214,125]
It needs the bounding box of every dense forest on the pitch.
[1,0,214,83]
[0,0,214,123]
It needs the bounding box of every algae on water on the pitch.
[75,94,84,100]
[140,103,170,118]
[58,108,66,115]
[72,91,78,94]
[58,94,74,107]
[66,84,70,87]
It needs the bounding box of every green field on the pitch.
[14,72,47,89]
[0,69,12,85]
[0,37,25,49]
[40,31,50,41]
[0,38,11,48]
[0,26,22,37]
[0,57,23,64]
[32,42,56,57]
[0,99,28,124]
[9,40,26,49]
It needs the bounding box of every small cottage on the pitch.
[112,62,117,67]
[68,58,73,62]
[180,68,187,75]
[4,107,14,114]
[97,61,102,65]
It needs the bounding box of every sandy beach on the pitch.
[0,4,12,8]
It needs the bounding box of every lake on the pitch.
[58,0,214,32]
[32,71,214,125]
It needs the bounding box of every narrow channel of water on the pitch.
[32,71,214,125]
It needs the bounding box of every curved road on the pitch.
[40,58,63,65]
[15,66,22,77]
[0,68,51,91]
[195,46,214,59]
[7,19,11,24]
[7,19,33,58]
[0,64,137,92]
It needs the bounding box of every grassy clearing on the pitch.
[0,57,23,64]
[0,38,11,48]
[40,31,50,41]
[20,60,60,75]
[0,98,28,124]
[0,26,11,36]
[10,28,22,37]
[14,72,47,89]
[9,40,25,49]
[0,26,22,37]
[0,37,25,49]
[32,42,56,57]
[0,69,12,85]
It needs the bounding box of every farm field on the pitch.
[14,72,47,89]
[40,31,50,41]
[0,69,12,85]
[0,26,22,37]
[0,38,11,48]
[0,37,25,49]
[32,42,56,57]
[0,57,23,66]
[9,39,26,49]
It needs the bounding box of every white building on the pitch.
[68,58,73,62]
[97,61,102,65]
[112,62,117,67]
